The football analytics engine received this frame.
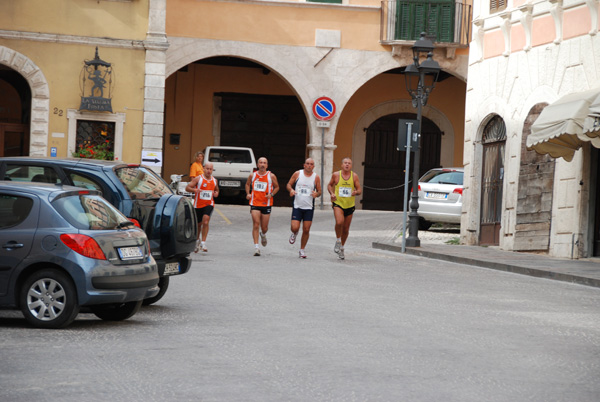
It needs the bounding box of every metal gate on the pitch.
[480,116,506,245]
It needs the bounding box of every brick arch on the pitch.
[0,46,50,156]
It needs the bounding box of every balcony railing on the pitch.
[381,0,472,47]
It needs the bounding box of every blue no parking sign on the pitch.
[312,97,336,121]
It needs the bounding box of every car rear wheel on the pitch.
[91,300,142,321]
[20,269,80,329]
[142,276,169,306]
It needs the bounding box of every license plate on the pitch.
[426,192,447,199]
[219,180,240,187]
[118,246,143,260]
[164,262,180,275]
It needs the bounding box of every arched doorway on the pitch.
[362,113,442,210]
[480,115,506,245]
[163,57,308,207]
[0,65,31,156]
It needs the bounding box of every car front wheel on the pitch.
[20,269,80,329]
[91,300,142,321]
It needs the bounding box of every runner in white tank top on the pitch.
[286,158,322,258]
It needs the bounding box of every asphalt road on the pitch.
[1,205,599,401]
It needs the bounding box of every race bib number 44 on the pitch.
[338,187,352,197]
[254,181,267,192]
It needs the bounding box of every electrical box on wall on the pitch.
[170,133,181,145]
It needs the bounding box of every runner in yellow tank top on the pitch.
[327,157,362,260]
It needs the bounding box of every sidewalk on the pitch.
[372,240,600,289]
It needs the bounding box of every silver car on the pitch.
[417,168,464,230]
[0,182,159,328]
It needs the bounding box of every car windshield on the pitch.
[115,166,172,200]
[53,194,131,230]
[420,170,463,185]
[209,149,252,163]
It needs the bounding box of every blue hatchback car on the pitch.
[0,182,159,328]
[0,157,197,305]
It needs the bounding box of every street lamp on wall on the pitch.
[402,32,441,247]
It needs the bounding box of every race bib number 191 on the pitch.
[254,181,267,192]
[338,187,352,197]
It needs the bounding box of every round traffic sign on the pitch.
[312,97,336,121]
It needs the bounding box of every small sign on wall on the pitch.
[141,150,162,166]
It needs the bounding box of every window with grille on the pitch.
[74,120,115,160]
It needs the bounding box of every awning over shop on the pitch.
[528,87,600,162]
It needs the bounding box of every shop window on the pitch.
[67,110,125,161]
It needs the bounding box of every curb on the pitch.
[372,242,600,289]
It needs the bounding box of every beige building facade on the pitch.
[464,0,600,258]
[1,0,471,212]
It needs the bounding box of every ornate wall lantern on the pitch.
[79,47,114,113]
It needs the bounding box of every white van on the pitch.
[204,146,257,196]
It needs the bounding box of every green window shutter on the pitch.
[395,2,414,40]
[395,0,455,43]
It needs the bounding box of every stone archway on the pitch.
[352,100,455,208]
[0,46,50,156]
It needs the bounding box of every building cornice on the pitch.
[0,30,169,51]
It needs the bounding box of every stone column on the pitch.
[143,0,169,171]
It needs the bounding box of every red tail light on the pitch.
[60,234,106,260]
[129,218,141,228]
[410,185,422,193]
[453,188,463,195]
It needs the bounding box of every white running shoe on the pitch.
[334,240,341,254]
[194,239,201,253]
[338,248,345,260]
[253,248,261,256]
[202,245,208,252]
[289,232,297,244]
[299,249,306,259]
[260,232,267,247]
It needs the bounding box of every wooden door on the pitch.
[362,113,441,211]
[0,123,28,157]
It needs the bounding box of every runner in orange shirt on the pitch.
[245,157,279,256]
[186,161,219,253]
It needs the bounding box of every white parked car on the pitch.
[417,167,464,230]
[205,146,257,197]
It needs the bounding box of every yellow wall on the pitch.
[0,38,146,161]
[335,73,465,167]
[0,0,149,40]
[167,0,385,51]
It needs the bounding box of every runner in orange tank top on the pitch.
[186,162,219,253]
[245,157,279,256]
